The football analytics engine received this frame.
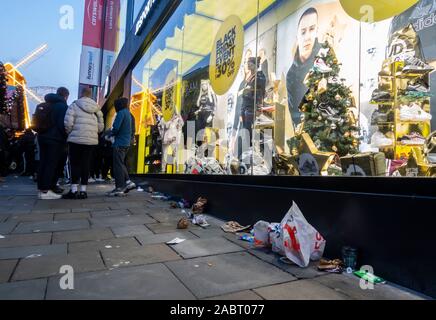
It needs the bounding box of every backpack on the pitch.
[32,102,53,134]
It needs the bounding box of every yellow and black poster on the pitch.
[209,15,244,96]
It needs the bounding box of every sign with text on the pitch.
[209,15,244,96]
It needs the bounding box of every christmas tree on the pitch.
[0,62,9,115]
[297,41,360,156]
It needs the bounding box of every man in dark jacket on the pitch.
[0,123,9,182]
[107,97,136,197]
[286,7,321,127]
[37,87,69,200]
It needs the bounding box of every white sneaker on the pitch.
[400,104,432,121]
[371,131,393,148]
[88,178,96,183]
[39,190,62,200]
[255,113,274,127]
[124,181,137,194]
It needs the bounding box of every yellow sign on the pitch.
[340,0,418,22]
[209,15,244,95]
[162,69,178,121]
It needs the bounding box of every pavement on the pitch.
[0,176,429,300]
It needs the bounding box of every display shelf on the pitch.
[373,60,433,164]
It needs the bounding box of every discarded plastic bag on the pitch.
[281,202,326,267]
[253,221,270,245]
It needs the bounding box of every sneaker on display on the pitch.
[428,154,436,163]
[313,58,332,73]
[371,89,391,102]
[255,113,274,127]
[398,132,426,145]
[371,131,394,148]
[399,55,435,73]
[400,103,432,121]
[39,190,62,200]
[406,79,429,92]
[370,110,388,125]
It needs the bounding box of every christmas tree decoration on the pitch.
[296,41,360,156]
[317,78,328,94]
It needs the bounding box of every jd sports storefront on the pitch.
[100,0,436,297]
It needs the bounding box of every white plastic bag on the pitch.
[280,202,326,267]
[268,223,284,255]
[253,221,270,245]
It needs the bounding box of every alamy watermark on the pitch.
[59,5,74,30]
[59,265,74,290]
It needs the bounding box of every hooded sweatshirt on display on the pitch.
[64,97,104,146]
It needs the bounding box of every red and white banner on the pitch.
[79,0,105,86]
[101,0,121,86]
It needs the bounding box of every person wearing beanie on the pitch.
[106,97,136,197]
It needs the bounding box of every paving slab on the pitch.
[31,209,71,214]
[222,233,259,250]
[313,273,427,300]
[0,244,67,260]
[146,222,204,234]
[13,219,90,234]
[254,279,350,300]
[166,252,296,299]
[12,251,106,281]
[248,247,326,279]
[53,228,114,244]
[90,215,156,228]
[146,212,186,224]
[54,212,91,221]
[205,290,263,300]
[0,278,47,300]
[68,237,140,254]
[127,207,153,215]
[102,243,181,268]
[136,231,198,245]
[91,209,132,218]
[0,221,18,234]
[0,260,18,283]
[0,233,52,248]
[46,264,196,300]
[116,201,149,209]
[111,225,153,238]
[8,213,54,223]
[171,237,245,259]
[189,228,227,238]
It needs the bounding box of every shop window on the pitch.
[128,0,436,178]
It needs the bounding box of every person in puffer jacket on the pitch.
[63,87,104,199]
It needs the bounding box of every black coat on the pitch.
[286,39,321,125]
[37,94,68,145]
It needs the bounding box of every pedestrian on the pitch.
[101,130,113,181]
[20,128,36,177]
[106,97,136,197]
[63,87,104,199]
[0,122,9,183]
[34,87,69,200]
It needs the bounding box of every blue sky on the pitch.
[0,0,85,105]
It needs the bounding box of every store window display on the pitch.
[126,0,436,177]
[195,80,217,138]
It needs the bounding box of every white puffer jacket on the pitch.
[64,97,104,146]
